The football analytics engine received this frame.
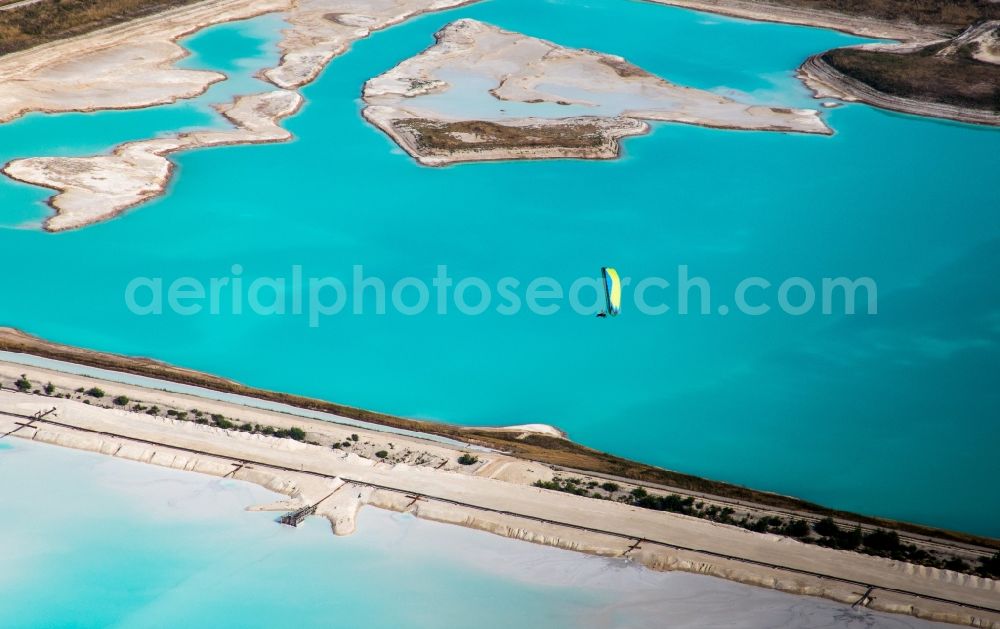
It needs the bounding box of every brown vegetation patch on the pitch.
[0,0,201,56]
[768,0,1000,33]
[823,45,1000,111]
[597,56,651,79]
[395,118,608,152]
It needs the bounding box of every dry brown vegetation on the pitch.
[823,36,1000,112]
[395,119,608,153]
[769,0,1000,33]
[0,0,199,55]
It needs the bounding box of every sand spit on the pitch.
[263,0,480,89]
[641,0,945,42]
[3,90,301,231]
[362,20,830,166]
[0,365,998,627]
[0,0,291,124]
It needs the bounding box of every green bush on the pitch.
[85,387,105,398]
[601,482,620,493]
[863,529,901,552]
[457,453,479,465]
[813,517,840,537]
[375,450,388,459]
[979,552,1000,579]
[213,417,235,430]
[113,395,130,406]
[14,375,31,392]
[43,382,55,395]
[784,519,811,537]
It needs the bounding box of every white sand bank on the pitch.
[3,90,301,231]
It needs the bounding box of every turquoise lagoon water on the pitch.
[0,438,951,628]
[1,0,999,537]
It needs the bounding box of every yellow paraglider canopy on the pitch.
[602,267,621,317]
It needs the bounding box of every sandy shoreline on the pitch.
[641,0,946,41]
[0,0,291,124]
[0,357,998,627]
[2,326,996,553]
[0,0,481,231]
[0,0,992,228]
[1,0,831,228]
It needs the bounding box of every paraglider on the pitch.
[599,267,621,318]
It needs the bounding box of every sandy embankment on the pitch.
[0,363,998,627]
[797,22,1000,127]
[0,0,481,231]
[362,19,830,166]
[641,0,945,41]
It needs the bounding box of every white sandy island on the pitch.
[362,19,830,166]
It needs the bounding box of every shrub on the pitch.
[978,552,1000,579]
[784,519,811,537]
[43,382,55,395]
[863,529,901,552]
[113,395,130,406]
[14,375,31,392]
[375,450,388,459]
[213,417,235,430]
[350,434,359,442]
[457,453,479,465]
[630,487,648,499]
[813,517,840,537]
[944,557,969,572]
[601,482,620,493]
[85,387,105,398]
[288,427,306,441]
